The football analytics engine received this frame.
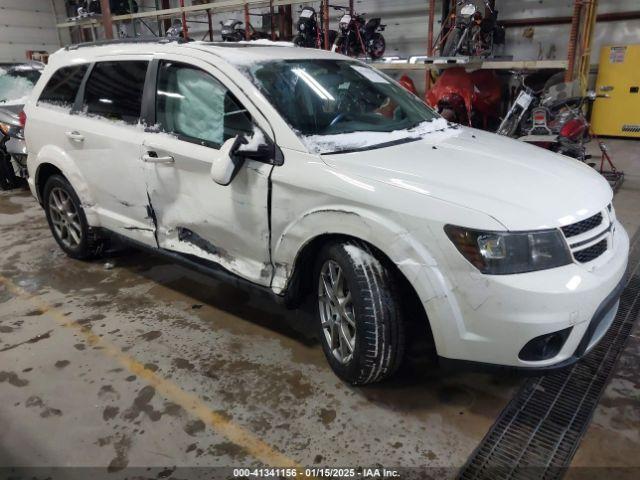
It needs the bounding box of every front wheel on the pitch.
[367,32,386,59]
[43,175,105,260]
[315,241,405,385]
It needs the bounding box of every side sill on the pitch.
[105,230,288,306]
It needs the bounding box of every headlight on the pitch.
[444,225,572,274]
[300,23,305,30]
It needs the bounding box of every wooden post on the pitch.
[179,0,189,39]
[99,0,114,39]
[426,0,436,91]
[270,0,276,41]
[349,0,354,15]
[207,9,213,41]
[161,0,171,34]
[244,4,251,40]
[323,0,330,50]
[565,0,582,82]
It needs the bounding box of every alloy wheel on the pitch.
[318,259,356,364]
[48,187,82,249]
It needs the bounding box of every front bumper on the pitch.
[439,271,625,374]
[426,220,629,369]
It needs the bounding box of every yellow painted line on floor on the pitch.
[0,275,309,474]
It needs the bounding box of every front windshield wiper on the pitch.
[322,136,423,155]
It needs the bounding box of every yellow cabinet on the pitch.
[591,44,640,138]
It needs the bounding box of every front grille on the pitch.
[574,239,608,263]
[458,230,640,480]
[561,213,603,238]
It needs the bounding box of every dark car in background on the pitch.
[0,62,44,189]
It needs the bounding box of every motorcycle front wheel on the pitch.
[368,33,386,59]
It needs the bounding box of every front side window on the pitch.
[83,61,148,124]
[155,61,252,148]
[240,59,443,153]
[37,64,86,108]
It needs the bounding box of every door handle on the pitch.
[143,151,175,164]
[65,131,84,142]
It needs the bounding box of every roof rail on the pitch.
[65,37,191,51]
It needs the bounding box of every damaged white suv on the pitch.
[24,41,628,384]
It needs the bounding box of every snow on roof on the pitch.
[52,40,348,68]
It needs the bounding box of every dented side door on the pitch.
[140,54,275,286]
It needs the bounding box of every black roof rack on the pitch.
[65,37,192,51]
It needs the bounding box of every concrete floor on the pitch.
[0,139,638,478]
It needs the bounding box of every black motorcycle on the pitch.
[441,0,504,57]
[293,6,337,49]
[331,7,386,60]
[220,19,270,42]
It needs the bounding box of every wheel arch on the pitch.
[32,146,97,221]
[282,231,438,359]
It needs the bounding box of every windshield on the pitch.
[0,66,40,105]
[240,59,443,153]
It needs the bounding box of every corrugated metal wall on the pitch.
[0,0,68,62]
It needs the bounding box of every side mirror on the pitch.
[210,127,282,186]
[210,136,245,186]
[587,90,597,101]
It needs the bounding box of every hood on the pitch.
[321,126,612,231]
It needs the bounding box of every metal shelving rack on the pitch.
[55,0,605,83]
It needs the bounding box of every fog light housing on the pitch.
[519,327,573,361]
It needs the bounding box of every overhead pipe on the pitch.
[500,10,640,27]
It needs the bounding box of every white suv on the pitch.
[24,41,628,384]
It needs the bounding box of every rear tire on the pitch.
[0,152,21,191]
[43,175,105,260]
[314,240,405,385]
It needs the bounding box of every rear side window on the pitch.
[38,64,88,108]
[83,61,148,124]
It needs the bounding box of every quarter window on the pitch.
[38,64,88,109]
[83,61,148,124]
[155,61,253,148]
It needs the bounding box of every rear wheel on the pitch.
[442,28,462,56]
[43,175,105,260]
[0,152,22,191]
[315,241,405,385]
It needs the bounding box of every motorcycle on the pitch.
[74,0,138,17]
[293,6,337,49]
[331,7,386,60]
[220,19,270,42]
[440,0,504,57]
[497,75,624,190]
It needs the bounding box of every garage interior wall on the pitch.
[0,0,69,62]
[3,0,638,71]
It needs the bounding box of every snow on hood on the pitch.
[301,117,452,154]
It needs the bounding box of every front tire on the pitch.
[315,241,405,385]
[43,175,105,260]
[368,33,386,59]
